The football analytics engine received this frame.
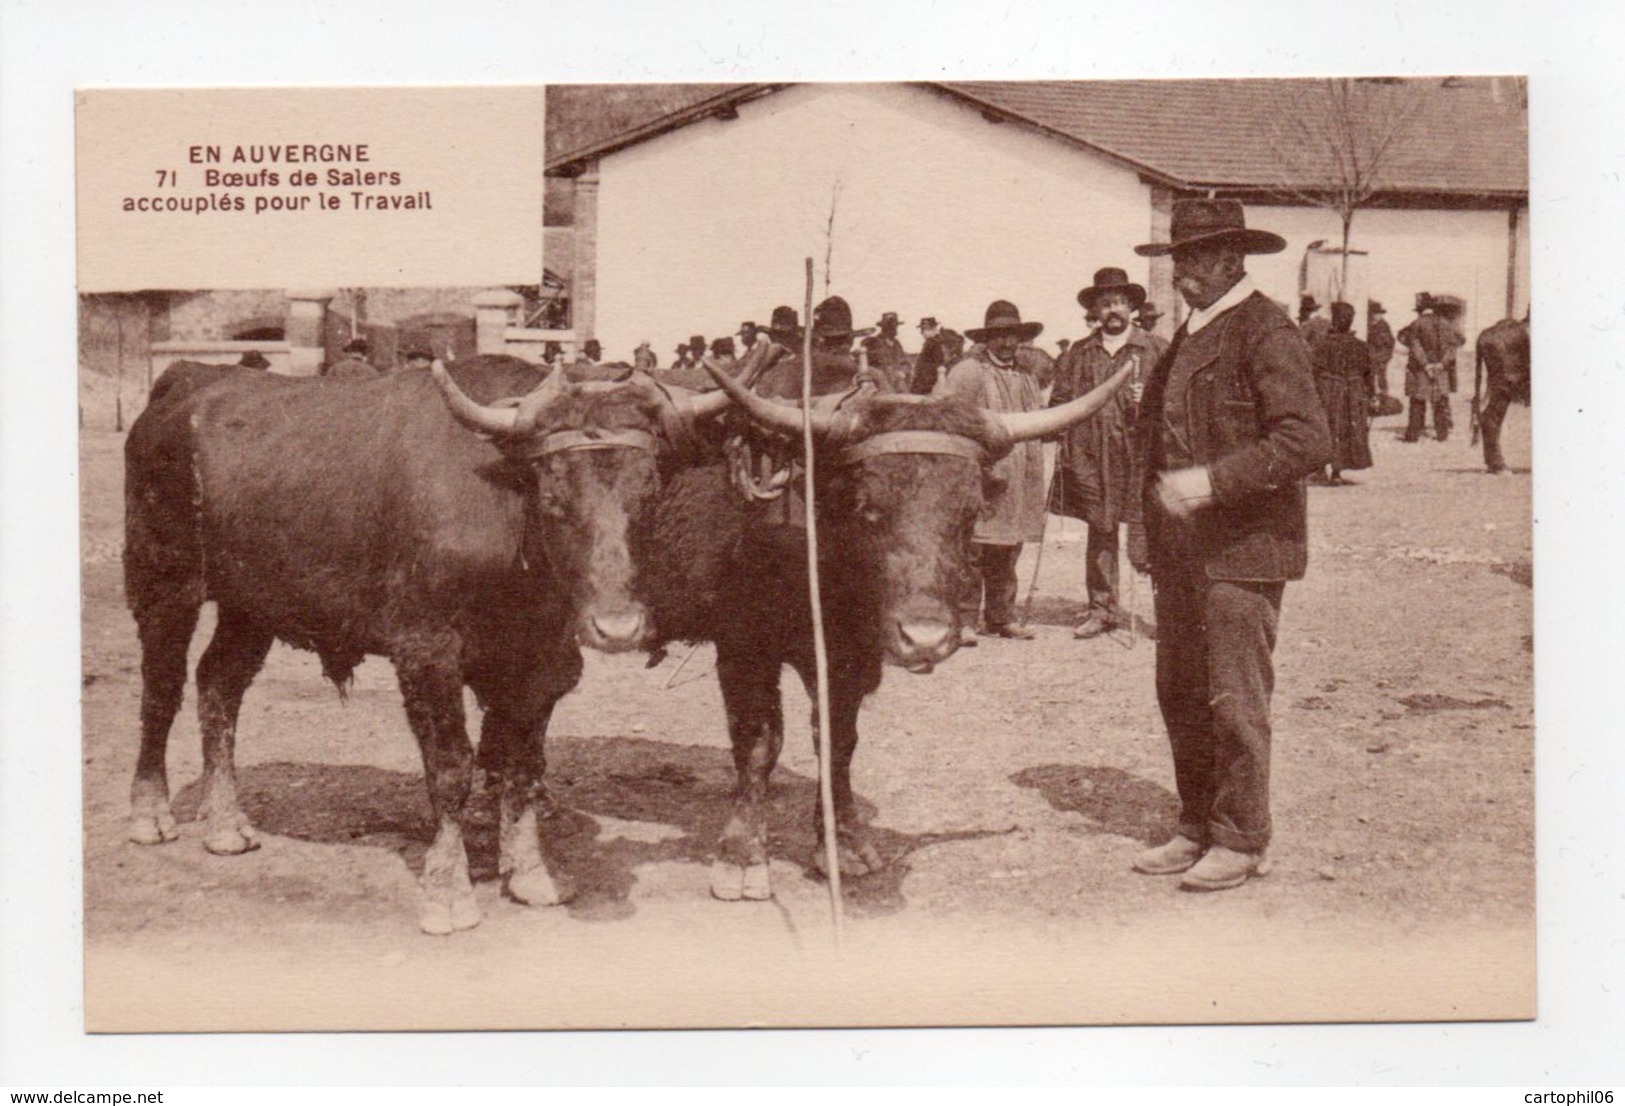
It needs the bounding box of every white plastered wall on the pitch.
[588,84,1154,361]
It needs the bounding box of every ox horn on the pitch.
[995,360,1136,443]
[430,360,565,437]
[700,355,840,440]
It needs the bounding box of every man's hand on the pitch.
[1155,466,1214,520]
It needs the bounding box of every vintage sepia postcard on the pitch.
[75,78,1533,1033]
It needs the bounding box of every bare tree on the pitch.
[821,177,843,295]
[1266,78,1436,297]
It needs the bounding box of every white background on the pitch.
[3,0,1621,1087]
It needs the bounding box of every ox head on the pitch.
[432,359,730,653]
[704,356,1132,673]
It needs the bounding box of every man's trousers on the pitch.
[961,542,1022,630]
[1152,563,1285,854]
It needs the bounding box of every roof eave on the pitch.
[545,84,787,176]
[920,82,1188,189]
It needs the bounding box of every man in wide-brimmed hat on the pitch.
[764,305,802,345]
[1049,267,1162,640]
[1134,301,1169,357]
[1298,294,1331,354]
[910,316,961,395]
[935,300,1048,642]
[1396,291,1461,442]
[757,295,874,399]
[1127,199,1331,892]
[1365,299,1396,398]
[326,337,379,380]
[237,350,271,371]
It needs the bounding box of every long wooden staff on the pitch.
[801,257,844,945]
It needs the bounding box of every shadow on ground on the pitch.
[173,735,1013,922]
[1023,596,1157,639]
[1009,764,1178,843]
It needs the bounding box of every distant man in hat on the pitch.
[756,296,873,399]
[1298,295,1331,354]
[1129,199,1331,892]
[1310,302,1375,485]
[237,350,271,371]
[687,335,707,366]
[709,335,739,376]
[1474,312,1531,475]
[672,341,696,372]
[1365,300,1396,398]
[861,312,908,391]
[1397,293,1458,442]
[936,300,1049,642]
[326,338,378,380]
[910,316,950,395]
[401,345,434,372]
[634,341,658,370]
[737,321,763,354]
[1049,267,1161,640]
[572,339,605,372]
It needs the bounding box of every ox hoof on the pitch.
[741,863,773,901]
[505,865,574,908]
[812,835,885,879]
[128,810,179,846]
[203,825,260,856]
[420,893,482,936]
[710,861,772,902]
[709,860,743,902]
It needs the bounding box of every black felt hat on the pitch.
[964,300,1043,344]
[1134,199,1287,257]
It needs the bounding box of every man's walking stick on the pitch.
[1020,506,1049,628]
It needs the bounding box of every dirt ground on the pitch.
[77,379,1534,1030]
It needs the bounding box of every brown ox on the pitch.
[123,356,726,933]
[625,353,1132,900]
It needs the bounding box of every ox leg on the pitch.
[473,654,581,910]
[195,606,273,855]
[396,650,481,935]
[129,601,200,845]
[802,657,886,879]
[711,647,782,902]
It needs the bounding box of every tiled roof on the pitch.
[546,78,1527,199]
[938,78,1527,198]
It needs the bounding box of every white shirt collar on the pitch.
[1184,274,1257,336]
[1098,326,1131,355]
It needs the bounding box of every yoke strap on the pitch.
[510,428,658,460]
[835,431,983,468]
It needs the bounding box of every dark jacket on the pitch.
[1366,317,1396,376]
[1398,312,1461,400]
[1048,327,1158,530]
[910,332,951,395]
[1135,290,1332,582]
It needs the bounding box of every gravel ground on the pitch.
[77,381,1534,1030]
